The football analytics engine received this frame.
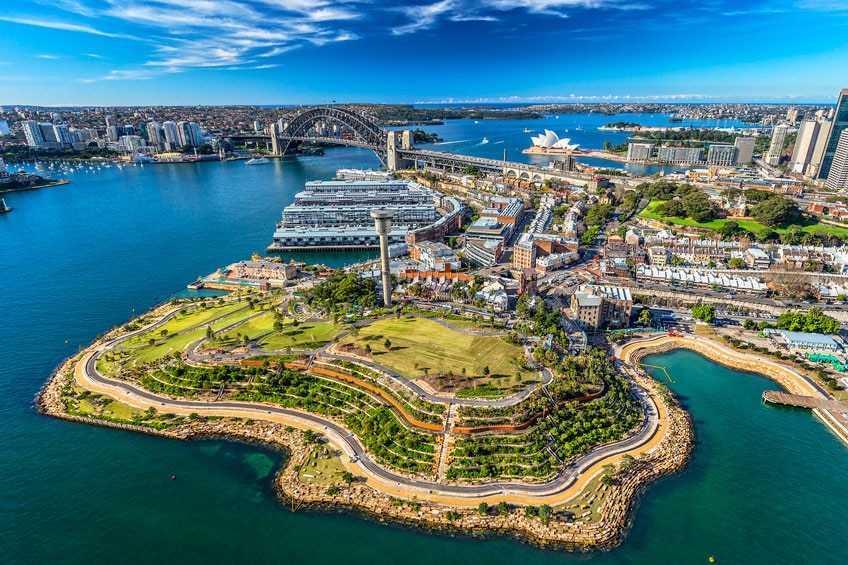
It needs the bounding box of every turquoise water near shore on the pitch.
[2,122,848,563]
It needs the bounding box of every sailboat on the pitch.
[0,198,12,214]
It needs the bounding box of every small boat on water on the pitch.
[523,127,536,133]
[481,137,489,144]
[0,198,12,214]
[245,156,269,165]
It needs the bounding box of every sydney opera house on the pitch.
[524,129,580,154]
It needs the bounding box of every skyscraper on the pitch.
[765,124,788,166]
[790,120,821,173]
[826,129,848,191]
[819,88,848,180]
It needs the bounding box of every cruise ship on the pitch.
[267,171,464,252]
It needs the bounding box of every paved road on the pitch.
[77,304,667,503]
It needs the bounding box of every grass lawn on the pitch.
[123,307,264,364]
[639,200,848,238]
[232,311,291,340]
[258,322,341,350]
[342,317,524,380]
[555,472,611,525]
[298,448,348,485]
[126,301,247,345]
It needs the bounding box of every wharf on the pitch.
[762,390,848,412]
[266,243,380,252]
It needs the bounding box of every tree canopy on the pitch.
[775,308,840,334]
[749,196,801,226]
[691,305,716,323]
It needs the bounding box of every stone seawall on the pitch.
[36,339,695,550]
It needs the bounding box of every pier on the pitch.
[761,390,848,411]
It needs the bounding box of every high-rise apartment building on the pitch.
[162,121,179,150]
[53,124,76,147]
[38,123,58,144]
[626,142,654,161]
[145,121,166,152]
[21,120,44,148]
[105,115,117,128]
[765,124,788,166]
[820,89,848,180]
[177,121,202,148]
[707,144,736,166]
[826,129,848,191]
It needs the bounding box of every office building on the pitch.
[790,120,821,173]
[0,120,9,136]
[819,88,848,180]
[765,124,788,166]
[808,119,833,178]
[733,136,755,164]
[826,129,848,191]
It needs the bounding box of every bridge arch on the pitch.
[280,106,387,158]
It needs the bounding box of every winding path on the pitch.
[71,302,672,507]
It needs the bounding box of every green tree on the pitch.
[691,305,716,323]
[749,196,801,226]
[728,257,745,269]
[638,308,654,326]
[498,501,510,516]
[482,365,490,376]
[477,502,489,516]
[782,224,805,244]
[743,318,757,330]
[538,504,553,525]
[384,338,392,349]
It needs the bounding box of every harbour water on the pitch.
[2,118,847,563]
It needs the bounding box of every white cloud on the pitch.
[36,54,61,59]
[0,16,140,39]
[392,0,457,35]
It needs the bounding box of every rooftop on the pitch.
[779,331,839,346]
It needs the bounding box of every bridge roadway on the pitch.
[75,306,667,506]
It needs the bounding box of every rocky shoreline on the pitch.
[36,337,697,551]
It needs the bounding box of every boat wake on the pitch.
[474,137,490,146]
[492,140,504,144]
[434,139,470,146]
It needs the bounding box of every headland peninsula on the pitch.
[37,255,843,549]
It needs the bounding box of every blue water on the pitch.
[408,113,749,175]
[2,118,848,564]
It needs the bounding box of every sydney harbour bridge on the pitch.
[227,105,594,183]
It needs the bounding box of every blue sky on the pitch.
[1,0,847,105]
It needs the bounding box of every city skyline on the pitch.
[1,1,848,106]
